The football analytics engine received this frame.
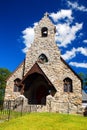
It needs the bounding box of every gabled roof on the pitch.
[20,62,56,90]
[6,59,25,81]
[39,12,55,27]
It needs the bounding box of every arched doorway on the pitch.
[20,63,57,105]
[36,85,47,105]
[23,72,56,105]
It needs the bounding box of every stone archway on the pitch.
[20,63,57,105]
[23,72,55,105]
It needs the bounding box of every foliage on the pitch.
[0,113,87,130]
[0,68,11,100]
[0,68,11,89]
[0,110,24,120]
[78,72,87,90]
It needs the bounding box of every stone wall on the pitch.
[5,62,24,100]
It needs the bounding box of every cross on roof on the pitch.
[44,12,49,17]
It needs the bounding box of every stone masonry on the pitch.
[5,13,82,114]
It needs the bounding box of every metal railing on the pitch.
[0,99,84,122]
[0,99,23,121]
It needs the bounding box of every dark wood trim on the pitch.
[20,62,55,88]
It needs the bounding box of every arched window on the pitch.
[14,78,21,92]
[63,77,73,92]
[41,27,48,37]
[14,78,25,94]
[38,54,48,63]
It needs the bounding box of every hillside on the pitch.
[0,113,87,130]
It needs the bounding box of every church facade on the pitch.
[5,14,82,114]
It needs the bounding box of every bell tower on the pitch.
[25,13,60,74]
[34,12,56,43]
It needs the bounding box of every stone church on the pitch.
[5,13,82,114]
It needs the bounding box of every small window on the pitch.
[41,27,48,37]
[14,78,21,92]
[14,85,20,92]
[63,77,73,92]
[38,54,48,63]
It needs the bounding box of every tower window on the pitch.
[38,54,48,63]
[41,27,48,37]
[63,77,73,92]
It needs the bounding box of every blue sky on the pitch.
[0,0,87,74]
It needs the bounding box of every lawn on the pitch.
[0,113,87,130]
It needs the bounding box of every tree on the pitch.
[0,68,11,100]
[78,72,87,92]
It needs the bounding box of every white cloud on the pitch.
[67,1,87,12]
[77,47,87,56]
[56,23,83,47]
[22,10,83,53]
[61,47,87,60]
[49,9,83,48]
[49,9,73,22]
[22,22,38,53]
[83,40,87,43]
[22,27,34,53]
[33,22,38,27]
[69,62,87,68]
[61,48,76,60]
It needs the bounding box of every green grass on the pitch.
[0,110,23,120]
[0,113,87,130]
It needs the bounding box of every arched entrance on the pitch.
[23,72,56,105]
[21,63,57,105]
[36,85,47,104]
